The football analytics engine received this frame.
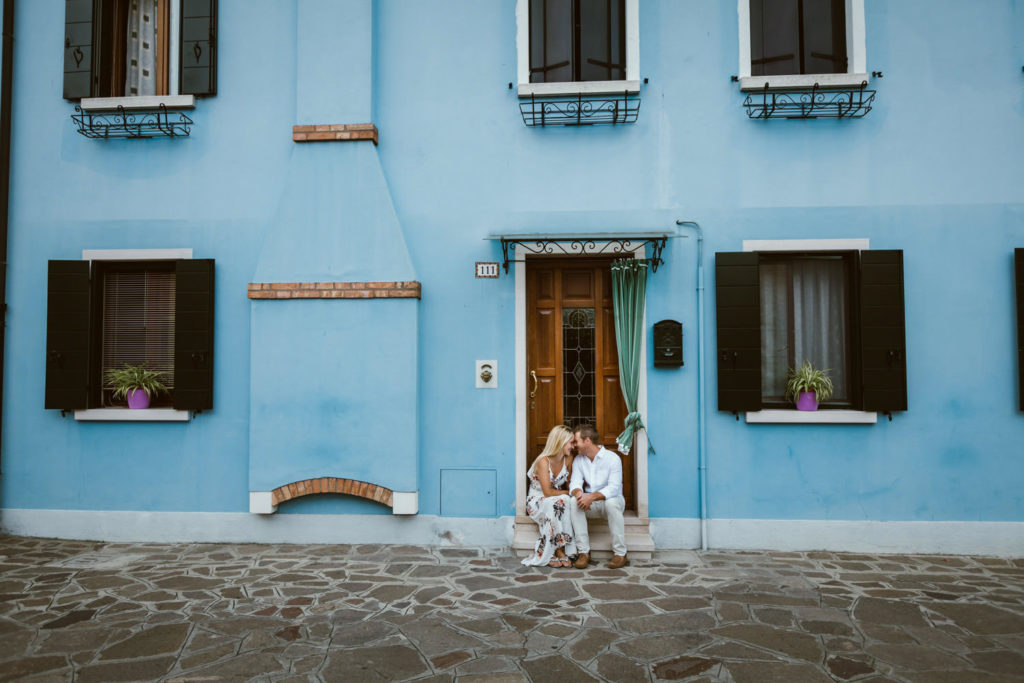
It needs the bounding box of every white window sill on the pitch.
[745,410,877,425]
[74,408,191,422]
[518,80,641,98]
[739,73,870,92]
[79,95,196,112]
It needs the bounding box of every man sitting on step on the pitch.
[568,423,628,569]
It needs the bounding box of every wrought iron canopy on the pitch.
[72,104,193,139]
[520,91,640,127]
[490,233,671,274]
[744,82,876,120]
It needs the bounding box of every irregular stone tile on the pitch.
[539,623,576,638]
[968,649,1024,675]
[925,602,1024,635]
[866,643,970,671]
[581,584,658,601]
[615,633,711,660]
[179,642,237,670]
[99,623,189,659]
[620,610,716,634]
[458,617,505,635]
[725,661,834,683]
[459,674,527,683]
[858,623,918,644]
[652,655,718,680]
[754,607,794,627]
[204,616,287,636]
[77,656,177,683]
[401,617,487,656]
[700,641,780,661]
[502,580,580,604]
[827,656,875,679]
[40,610,95,629]
[596,652,648,681]
[715,592,818,607]
[800,619,854,636]
[457,576,514,591]
[431,650,472,669]
[0,656,70,680]
[569,628,618,661]
[594,602,653,620]
[35,626,114,653]
[408,565,452,578]
[854,598,929,628]
[331,619,397,645]
[456,655,519,675]
[525,630,565,653]
[503,615,539,633]
[712,624,822,662]
[902,672,1015,683]
[716,601,748,622]
[153,576,223,591]
[322,644,428,682]
[651,596,711,611]
[182,652,286,680]
[521,654,598,682]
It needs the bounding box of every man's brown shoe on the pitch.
[573,553,590,569]
[607,554,629,569]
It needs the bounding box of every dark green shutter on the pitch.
[45,261,91,409]
[716,252,762,411]
[179,0,217,96]
[174,259,214,410]
[859,250,907,412]
[1016,249,1024,411]
[63,0,94,99]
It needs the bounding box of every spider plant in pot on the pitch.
[784,361,834,411]
[104,364,169,410]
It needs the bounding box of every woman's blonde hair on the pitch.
[527,424,574,477]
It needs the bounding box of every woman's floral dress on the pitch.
[521,461,577,566]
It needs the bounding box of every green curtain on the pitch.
[610,258,653,455]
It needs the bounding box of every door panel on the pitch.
[527,258,635,510]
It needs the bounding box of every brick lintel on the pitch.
[249,281,420,300]
[293,123,378,145]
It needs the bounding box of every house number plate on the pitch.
[475,262,500,278]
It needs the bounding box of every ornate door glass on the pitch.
[562,307,596,428]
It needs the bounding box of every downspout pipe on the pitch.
[676,220,708,551]
[0,0,14,474]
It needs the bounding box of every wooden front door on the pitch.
[526,257,635,509]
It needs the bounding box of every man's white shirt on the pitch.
[569,447,623,501]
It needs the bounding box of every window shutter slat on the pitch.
[46,260,91,409]
[179,0,217,96]
[859,250,907,412]
[174,259,214,410]
[716,252,762,411]
[1016,249,1024,412]
[63,0,94,99]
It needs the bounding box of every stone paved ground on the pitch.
[0,535,1023,682]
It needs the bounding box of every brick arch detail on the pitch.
[272,478,394,508]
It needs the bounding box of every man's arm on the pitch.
[598,452,623,500]
[568,455,584,496]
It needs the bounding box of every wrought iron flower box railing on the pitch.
[744,82,876,120]
[72,104,193,139]
[520,91,640,127]
[498,235,667,273]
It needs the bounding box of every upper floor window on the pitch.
[516,0,639,96]
[738,0,867,91]
[64,0,217,101]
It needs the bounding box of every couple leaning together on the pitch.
[522,423,628,570]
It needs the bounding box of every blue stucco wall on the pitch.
[0,0,1022,531]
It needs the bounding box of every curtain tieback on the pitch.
[617,411,655,456]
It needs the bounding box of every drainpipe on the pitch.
[676,220,708,551]
[0,0,14,474]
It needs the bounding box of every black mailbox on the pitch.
[653,320,683,367]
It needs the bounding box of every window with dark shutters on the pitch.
[858,250,907,412]
[45,261,92,410]
[63,0,94,100]
[715,252,763,412]
[180,0,217,96]
[173,259,215,410]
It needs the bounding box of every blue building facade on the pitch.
[1,0,1022,555]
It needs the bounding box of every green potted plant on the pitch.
[104,363,169,410]
[784,361,834,411]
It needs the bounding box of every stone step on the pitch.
[513,512,654,561]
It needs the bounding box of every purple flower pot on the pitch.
[795,390,818,411]
[126,389,151,410]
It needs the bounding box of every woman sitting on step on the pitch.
[521,425,578,568]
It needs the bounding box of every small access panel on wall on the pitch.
[653,320,683,367]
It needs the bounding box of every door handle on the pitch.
[530,370,538,398]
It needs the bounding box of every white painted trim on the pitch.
[515,0,640,92]
[739,73,870,92]
[513,242,649,518]
[79,95,195,112]
[737,0,867,84]
[518,80,641,97]
[74,408,191,422]
[0,509,514,547]
[709,518,1024,557]
[249,492,277,514]
[745,410,877,424]
[82,248,193,262]
[742,238,869,253]
[392,492,419,516]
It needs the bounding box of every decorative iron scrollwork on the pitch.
[499,236,667,274]
[71,103,193,139]
[743,82,876,120]
[520,91,640,127]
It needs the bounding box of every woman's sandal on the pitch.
[547,557,562,568]
[558,557,572,568]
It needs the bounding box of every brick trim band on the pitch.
[272,477,394,508]
[248,281,421,300]
[293,124,378,145]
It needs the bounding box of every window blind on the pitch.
[101,269,176,389]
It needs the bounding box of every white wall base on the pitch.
[0,509,513,547]
[3,510,1023,556]
[249,492,277,514]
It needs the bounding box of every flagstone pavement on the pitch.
[1,534,1023,682]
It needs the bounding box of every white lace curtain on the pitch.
[125,0,158,97]
[761,258,848,401]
